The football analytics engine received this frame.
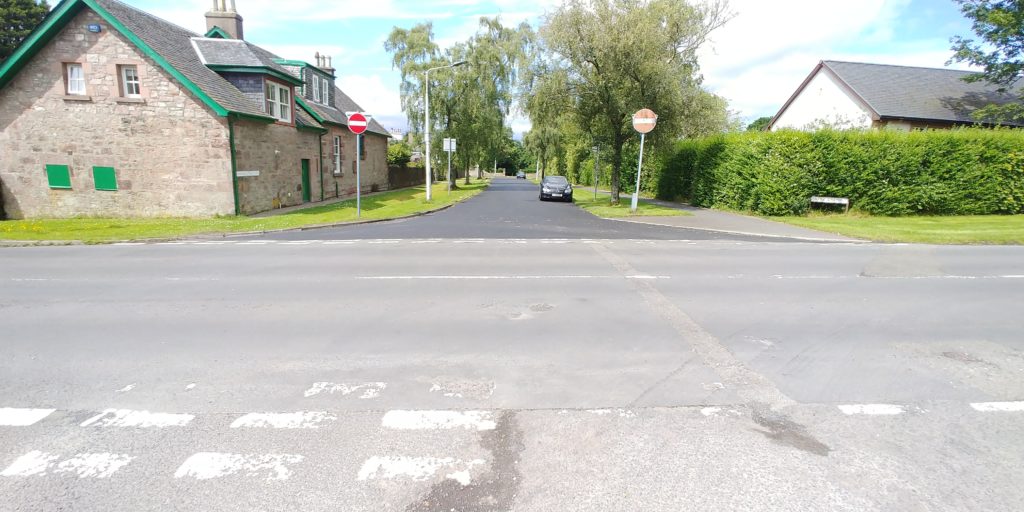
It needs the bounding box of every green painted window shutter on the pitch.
[46,164,71,189]
[93,166,118,191]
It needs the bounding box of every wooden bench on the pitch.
[810,196,850,213]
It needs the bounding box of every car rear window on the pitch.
[545,176,568,184]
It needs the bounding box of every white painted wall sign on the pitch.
[236,170,260,177]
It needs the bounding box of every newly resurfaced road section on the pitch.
[2,180,1023,511]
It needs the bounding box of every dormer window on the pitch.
[265,81,291,123]
[312,74,321,103]
[321,78,329,106]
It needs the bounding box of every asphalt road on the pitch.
[2,179,1023,511]
[249,177,784,241]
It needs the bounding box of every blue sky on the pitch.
[125,0,976,133]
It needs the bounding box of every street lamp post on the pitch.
[592,145,600,200]
[423,60,466,202]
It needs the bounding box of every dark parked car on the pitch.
[516,171,526,179]
[539,175,572,202]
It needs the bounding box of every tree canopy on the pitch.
[949,0,1024,123]
[1,0,50,63]
[524,0,733,201]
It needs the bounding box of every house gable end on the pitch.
[769,61,878,131]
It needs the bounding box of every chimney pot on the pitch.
[206,0,244,39]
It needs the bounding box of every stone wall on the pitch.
[0,8,234,219]
[319,127,390,200]
[232,119,321,213]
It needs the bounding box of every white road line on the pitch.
[368,239,401,244]
[115,383,136,393]
[174,452,303,481]
[970,401,1024,412]
[355,275,668,280]
[304,382,386,399]
[838,404,905,415]
[410,239,441,244]
[357,456,485,485]
[280,241,314,245]
[453,239,485,244]
[382,410,496,431]
[323,240,357,245]
[0,408,55,427]
[80,409,194,428]
[192,241,232,245]
[1,451,133,478]
[230,411,336,429]
[237,241,271,245]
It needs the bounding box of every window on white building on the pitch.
[312,74,320,103]
[120,65,141,97]
[333,135,342,175]
[65,63,86,95]
[265,81,291,123]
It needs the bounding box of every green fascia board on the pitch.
[204,26,231,39]
[0,0,84,90]
[0,0,273,121]
[273,59,308,68]
[295,97,325,123]
[206,65,304,86]
[82,0,232,116]
[231,112,275,124]
[298,124,328,134]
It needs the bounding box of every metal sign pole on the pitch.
[356,133,362,218]
[631,133,645,213]
[593,146,600,200]
[447,143,452,195]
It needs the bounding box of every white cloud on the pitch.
[337,73,404,120]
[697,0,969,122]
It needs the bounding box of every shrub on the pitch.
[653,128,1024,215]
[387,142,413,167]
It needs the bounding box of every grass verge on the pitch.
[773,213,1024,244]
[0,180,488,243]
[572,191,690,218]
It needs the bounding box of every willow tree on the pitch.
[531,0,732,201]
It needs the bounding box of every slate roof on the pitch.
[94,0,271,119]
[821,60,1024,126]
[305,87,391,137]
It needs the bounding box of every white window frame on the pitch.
[120,65,141,97]
[66,63,86,95]
[321,78,329,106]
[312,74,320,103]
[265,81,291,123]
[333,135,342,174]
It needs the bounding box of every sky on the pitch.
[122,0,976,134]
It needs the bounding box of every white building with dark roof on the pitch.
[768,60,1024,132]
[0,0,392,219]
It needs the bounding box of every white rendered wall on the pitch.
[771,69,874,131]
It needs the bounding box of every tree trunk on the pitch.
[610,135,624,203]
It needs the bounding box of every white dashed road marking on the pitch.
[355,275,668,280]
[838,404,905,415]
[382,410,496,431]
[80,409,194,428]
[0,408,55,426]
[174,452,303,481]
[357,456,486,485]
[303,381,386,399]
[1,451,133,478]
[971,401,1024,412]
[230,411,337,429]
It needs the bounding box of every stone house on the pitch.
[0,0,390,219]
[768,60,1024,132]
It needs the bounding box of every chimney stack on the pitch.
[316,52,336,76]
[206,0,244,39]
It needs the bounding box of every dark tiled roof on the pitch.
[95,0,270,119]
[823,60,1024,126]
[303,85,390,137]
[294,105,323,131]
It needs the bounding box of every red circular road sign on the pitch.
[632,109,657,134]
[348,112,368,135]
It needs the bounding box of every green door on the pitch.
[301,159,311,203]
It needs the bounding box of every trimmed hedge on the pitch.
[653,129,1024,216]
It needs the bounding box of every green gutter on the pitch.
[228,116,240,215]
[296,97,325,124]
[207,65,304,86]
[273,59,308,67]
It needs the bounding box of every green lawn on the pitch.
[0,181,487,243]
[572,191,691,218]
[774,213,1024,244]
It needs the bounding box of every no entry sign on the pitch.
[632,109,657,134]
[347,112,368,134]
